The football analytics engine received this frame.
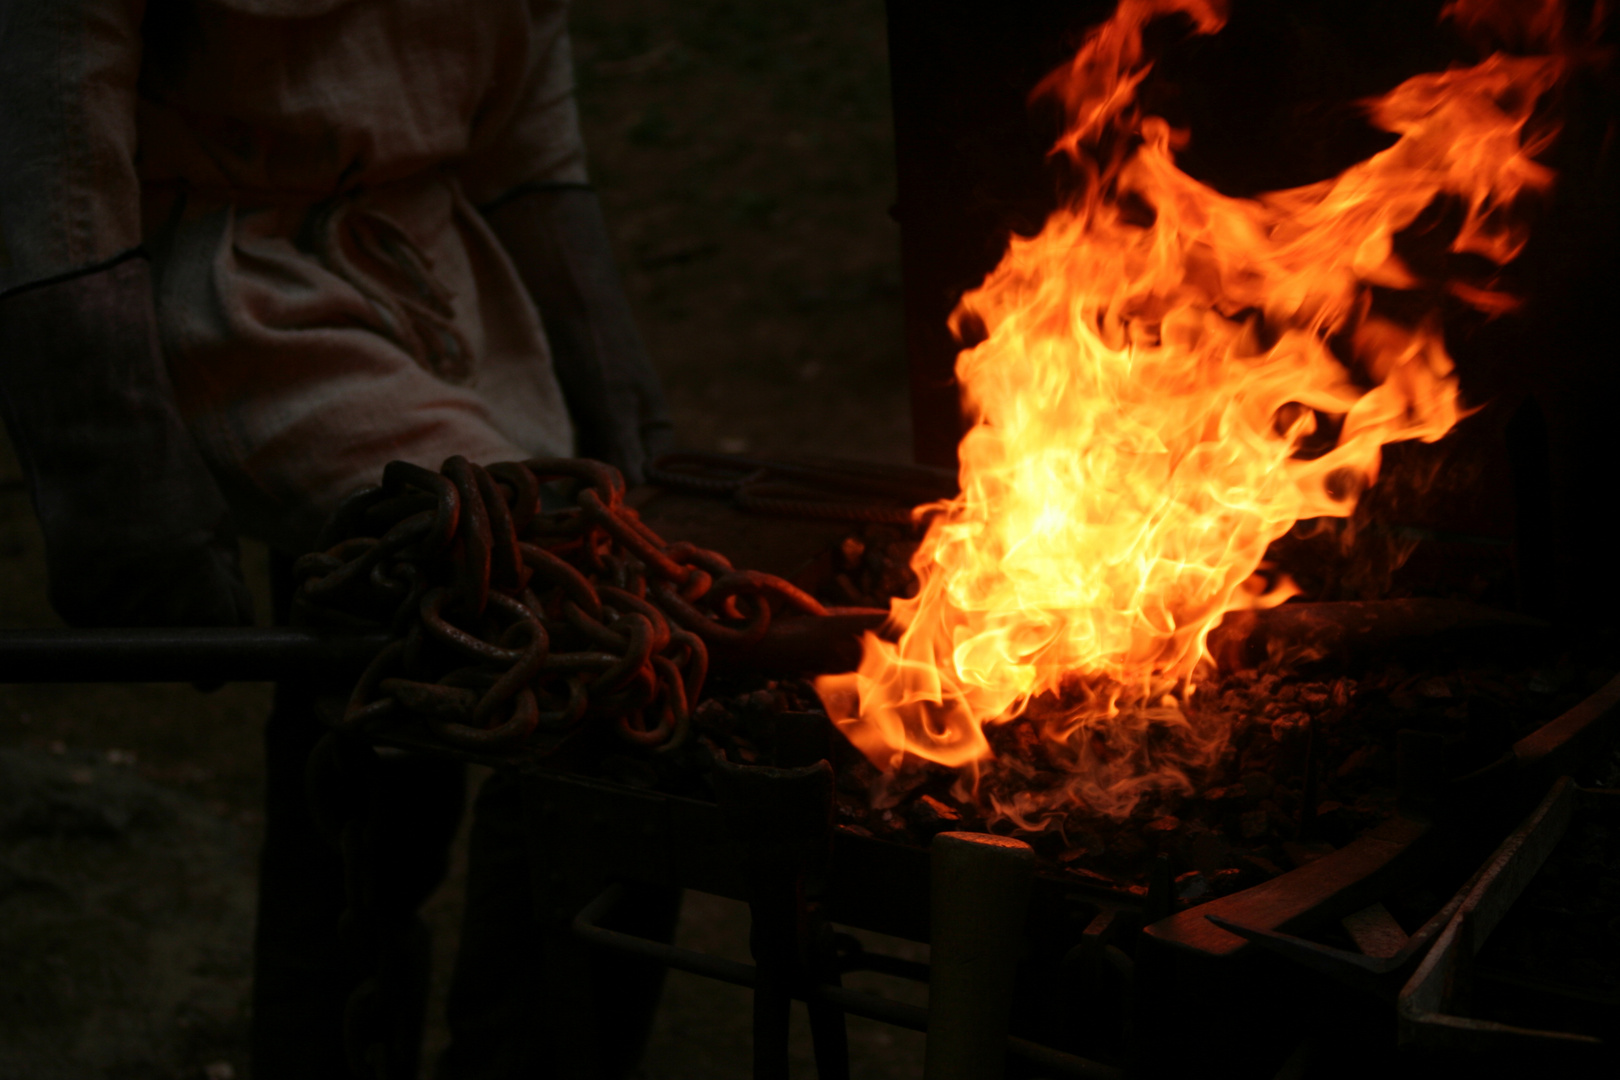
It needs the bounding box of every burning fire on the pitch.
[817,0,1577,824]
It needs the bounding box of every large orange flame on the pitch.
[817,0,1573,824]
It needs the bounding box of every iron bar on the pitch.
[0,610,887,686]
[1398,777,1605,1053]
[0,627,389,683]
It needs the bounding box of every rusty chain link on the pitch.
[293,456,830,754]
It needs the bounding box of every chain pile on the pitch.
[293,456,831,754]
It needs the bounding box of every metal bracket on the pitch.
[1396,778,1613,1055]
[570,883,1121,1079]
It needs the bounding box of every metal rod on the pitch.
[1397,777,1603,1052]
[572,884,1119,1079]
[0,612,888,684]
[0,599,1539,685]
[806,979,853,1080]
[0,627,389,683]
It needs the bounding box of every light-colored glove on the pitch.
[485,185,674,483]
[0,255,253,628]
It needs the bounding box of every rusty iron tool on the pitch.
[1452,671,1620,801]
[1206,597,1548,672]
[1144,812,1432,958]
[1205,872,1482,1001]
[709,608,887,675]
[646,451,957,524]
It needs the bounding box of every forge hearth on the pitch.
[3,467,1618,1078]
[554,448,1620,1074]
[693,608,1615,896]
[316,472,1616,1077]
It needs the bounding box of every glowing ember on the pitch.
[817,0,1575,825]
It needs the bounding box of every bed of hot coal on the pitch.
[687,650,1612,902]
[541,518,1615,921]
[624,524,1611,913]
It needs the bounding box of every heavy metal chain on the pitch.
[292,456,829,755]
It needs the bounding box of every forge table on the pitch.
[5,487,1618,1079]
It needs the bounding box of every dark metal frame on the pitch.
[4,604,1617,1076]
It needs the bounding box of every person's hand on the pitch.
[0,256,253,627]
[484,185,674,483]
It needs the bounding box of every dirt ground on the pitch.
[573,0,911,466]
[0,1,921,1077]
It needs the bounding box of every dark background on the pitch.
[2,0,1616,1076]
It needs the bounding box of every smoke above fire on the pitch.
[816,0,1582,825]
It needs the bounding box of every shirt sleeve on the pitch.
[455,0,590,209]
[0,0,145,294]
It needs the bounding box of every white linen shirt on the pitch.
[1,0,583,550]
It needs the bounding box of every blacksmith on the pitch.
[0,1,673,1075]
